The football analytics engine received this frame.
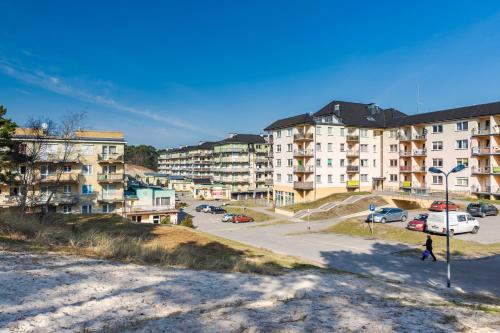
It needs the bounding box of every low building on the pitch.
[143,172,169,187]
[167,175,192,192]
[191,178,231,200]
[124,184,178,224]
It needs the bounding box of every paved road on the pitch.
[182,197,500,296]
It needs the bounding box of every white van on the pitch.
[426,212,480,236]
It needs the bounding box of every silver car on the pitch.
[366,207,408,223]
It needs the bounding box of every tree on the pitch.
[124,145,159,170]
[0,105,17,187]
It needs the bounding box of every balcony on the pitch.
[98,153,124,163]
[471,185,495,194]
[412,149,427,157]
[255,157,269,163]
[412,166,427,173]
[219,179,250,184]
[346,165,359,173]
[38,153,80,163]
[97,173,124,182]
[212,167,249,173]
[0,195,19,206]
[412,134,426,141]
[346,180,359,188]
[399,151,411,157]
[472,127,500,136]
[217,147,248,153]
[128,204,176,213]
[38,173,79,183]
[293,165,314,173]
[265,179,273,186]
[346,150,359,157]
[98,192,123,202]
[471,166,500,174]
[293,149,314,157]
[217,157,250,163]
[346,135,359,142]
[294,181,314,190]
[399,165,412,172]
[398,134,411,141]
[400,181,412,188]
[293,133,314,141]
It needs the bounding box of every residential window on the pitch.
[102,203,115,213]
[340,143,345,152]
[389,144,398,152]
[327,159,333,167]
[287,128,292,137]
[389,129,398,138]
[373,159,377,167]
[340,128,345,137]
[389,174,398,182]
[328,127,333,135]
[63,165,72,173]
[328,143,333,152]
[276,159,281,167]
[456,158,469,167]
[287,174,293,183]
[276,174,281,182]
[316,175,321,183]
[81,204,92,214]
[316,126,321,135]
[390,159,398,167]
[432,124,443,133]
[316,143,321,151]
[373,145,376,153]
[360,144,368,152]
[360,129,369,138]
[102,145,117,155]
[340,159,345,167]
[316,159,321,167]
[276,131,282,138]
[340,174,345,182]
[360,174,368,182]
[432,158,443,168]
[361,159,368,167]
[287,159,293,167]
[80,144,94,156]
[62,205,71,214]
[19,165,27,174]
[432,175,443,185]
[287,143,293,152]
[276,145,281,153]
[63,185,71,193]
[456,121,468,131]
[82,184,93,194]
[456,140,468,150]
[456,178,468,187]
[432,141,443,150]
[328,175,333,183]
[82,165,93,175]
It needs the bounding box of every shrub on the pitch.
[180,216,194,228]
[160,217,171,225]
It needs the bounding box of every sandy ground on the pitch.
[0,251,499,333]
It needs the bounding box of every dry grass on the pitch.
[307,196,388,220]
[0,213,317,275]
[280,192,370,213]
[224,207,274,222]
[250,220,294,228]
[228,199,268,208]
[324,218,500,259]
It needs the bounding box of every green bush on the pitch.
[180,216,194,228]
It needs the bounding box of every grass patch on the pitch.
[280,192,370,213]
[228,199,268,208]
[224,207,274,222]
[307,196,387,220]
[0,213,317,275]
[250,220,294,228]
[324,218,500,259]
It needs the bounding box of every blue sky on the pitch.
[1,1,500,147]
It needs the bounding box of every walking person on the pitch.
[422,235,437,261]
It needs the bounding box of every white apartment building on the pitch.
[266,100,500,206]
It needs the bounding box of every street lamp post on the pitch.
[428,164,466,288]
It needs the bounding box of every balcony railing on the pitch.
[217,147,248,153]
[294,181,314,190]
[128,204,176,213]
[399,166,412,172]
[98,153,124,163]
[471,166,500,174]
[399,151,411,157]
[97,173,123,182]
[293,149,314,157]
[346,135,359,142]
[412,149,427,156]
[412,134,427,141]
[413,166,427,173]
[39,173,79,183]
[98,192,123,202]
[293,165,314,173]
[472,127,500,136]
[400,181,412,188]
[398,134,411,141]
[293,133,314,141]
[265,179,273,186]
[471,185,495,194]
[346,180,359,188]
[346,150,359,157]
[346,165,359,173]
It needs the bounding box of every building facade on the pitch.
[124,184,178,224]
[266,100,500,206]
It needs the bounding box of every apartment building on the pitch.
[3,128,126,214]
[158,141,215,179]
[266,100,500,206]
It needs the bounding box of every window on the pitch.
[276,159,281,167]
[155,197,171,206]
[360,174,368,182]
[287,174,293,183]
[80,144,94,155]
[432,124,443,133]
[62,205,71,214]
[287,144,292,152]
[456,121,468,131]
[328,143,333,152]
[316,126,321,135]
[63,165,72,173]
[276,174,281,182]
[316,175,321,183]
[287,128,292,137]
[102,203,116,213]
[456,178,468,187]
[361,159,368,167]
[63,185,71,194]
[432,158,443,167]
[19,165,27,174]
[340,174,345,182]
[432,141,443,150]
[389,144,398,152]
[102,145,117,155]
[389,174,398,182]
[373,145,376,153]
[82,184,93,194]
[276,145,281,153]
[102,165,116,174]
[328,127,333,135]
[360,129,369,138]
[390,159,398,167]
[360,144,368,152]
[340,143,345,152]
[328,175,333,183]
[340,159,345,167]
[456,140,468,150]
[276,131,282,138]
[373,159,377,167]
[81,204,92,214]
[327,159,333,167]
[456,158,469,167]
[82,165,93,175]
[287,159,293,167]
[389,129,398,138]
[340,128,345,137]
[316,143,321,151]
[316,159,321,167]
[432,175,443,185]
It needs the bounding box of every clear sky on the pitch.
[1,1,500,147]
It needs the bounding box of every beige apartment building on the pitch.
[266,100,500,206]
[158,141,215,179]
[1,128,126,214]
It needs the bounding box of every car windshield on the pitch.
[468,204,481,208]
[416,214,427,220]
[377,208,390,214]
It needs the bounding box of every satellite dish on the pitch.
[41,122,48,130]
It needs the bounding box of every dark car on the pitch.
[195,204,210,212]
[406,213,429,232]
[209,207,227,214]
[467,203,498,217]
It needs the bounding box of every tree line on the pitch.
[124,145,162,171]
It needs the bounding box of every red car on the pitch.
[232,215,254,223]
[429,201,459,212]
[406,213,429,232]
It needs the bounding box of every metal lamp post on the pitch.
[428,164,466,288]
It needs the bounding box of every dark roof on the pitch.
[264,113,315,131]
[388,101,500,127]
[144,172,169,177]
[216,134,266,144]
[168,175,186,180]
[192,178,212,185]
[197,141,216,150]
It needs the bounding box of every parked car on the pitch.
[222,213,235,222]
[195,204,210,212]
[406,213,429,232]
[366,207,408,223]
[467,203,498,218]
[232,215,254,223]
[426,212,479,236]
[202,205,216,213]
[209,206,227,214]
[429,201,459,212]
